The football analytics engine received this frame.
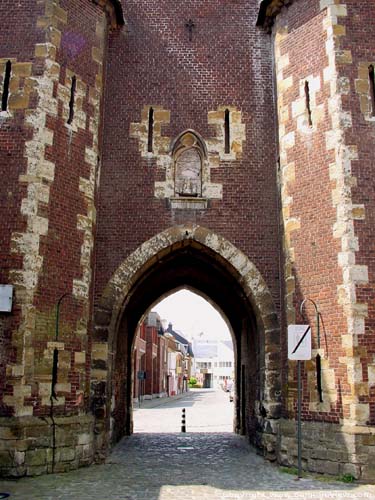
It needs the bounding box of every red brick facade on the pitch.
[0,0,374,481]
[96,0,280,300]
[343,0,375,426]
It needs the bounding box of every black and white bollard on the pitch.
[181,408,186,433]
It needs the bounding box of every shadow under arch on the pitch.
[92,224,281,461]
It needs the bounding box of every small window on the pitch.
[67,75,76,124]
[1,60,11,111]
[369,65,375,116]
[224,109,230,154]
[304,81,313,127]
[147,107,154,153]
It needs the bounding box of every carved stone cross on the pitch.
[185,19,195,42]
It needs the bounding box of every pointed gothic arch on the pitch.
[91,225,281,458]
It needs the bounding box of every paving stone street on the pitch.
[1,389,374,500]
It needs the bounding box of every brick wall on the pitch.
[0,0,114,475]
[274,0,344,422]
[341,0,375,426]
[95,0,281,311]
[273,0,375,430]
[29,0,108,417]
[1,0,374,480]
[0,2,41,416]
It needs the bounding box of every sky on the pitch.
[151,289,232,341]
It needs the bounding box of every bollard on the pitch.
[181,408,186,433]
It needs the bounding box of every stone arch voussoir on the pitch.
[92,224,281,416]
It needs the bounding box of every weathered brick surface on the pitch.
[341,0,375,426]
[0,0,374,481]
[93,0,282,460]
[274,0,345,421]
[0,0,109,423]
[0,3,42,417]
[96,0,280,303]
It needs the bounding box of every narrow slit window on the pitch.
[67,75,76,125]
[1,60,11,111]
[147,107,154,153]
[224,109,230,154]
[304,81,313,127]
[369,65,375,116]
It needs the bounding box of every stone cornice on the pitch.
[93,0,124,28]
[257,0,294,30]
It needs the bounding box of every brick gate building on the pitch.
[0,0,374,481]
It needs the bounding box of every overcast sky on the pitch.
[151,289,231,341]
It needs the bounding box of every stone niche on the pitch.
[174,132,203,197]
[168,130,209,210]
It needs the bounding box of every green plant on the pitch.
[339,474,355,483]
[188,377,197,386]
[280,466,307,478]
[280,466,299,476]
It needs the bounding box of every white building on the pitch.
[192,335,234,389]
[167,347,178,396]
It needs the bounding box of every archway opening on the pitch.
[108,242,264,445]
[132,289,236,433]
[92,226,281,461]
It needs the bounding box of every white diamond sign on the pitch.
[288,325,312,361]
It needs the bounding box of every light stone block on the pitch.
[75,351,86,364]
[348,265,369,284]
[291,99,305,118]
[350,403,369,424]
[320,0,335,9]
[279,76,293,92]
[277,54,289,71]
[92,343,108,361]
[368,366,375,386]
[328,4,348,17]
[282,131,295,149]
[55,383,71,393]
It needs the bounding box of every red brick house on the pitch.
[133,312,168,401]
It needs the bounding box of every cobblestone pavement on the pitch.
[133,387,233,433]
[1,390,375,500]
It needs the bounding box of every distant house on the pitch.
[132,316,194,401]
[192,335,234,389]
[165,323,194,395]
[133,312,168,401]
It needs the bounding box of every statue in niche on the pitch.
[173,132,204,197]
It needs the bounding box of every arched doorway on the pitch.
[132,288,236,433]
[91,225,281,461]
